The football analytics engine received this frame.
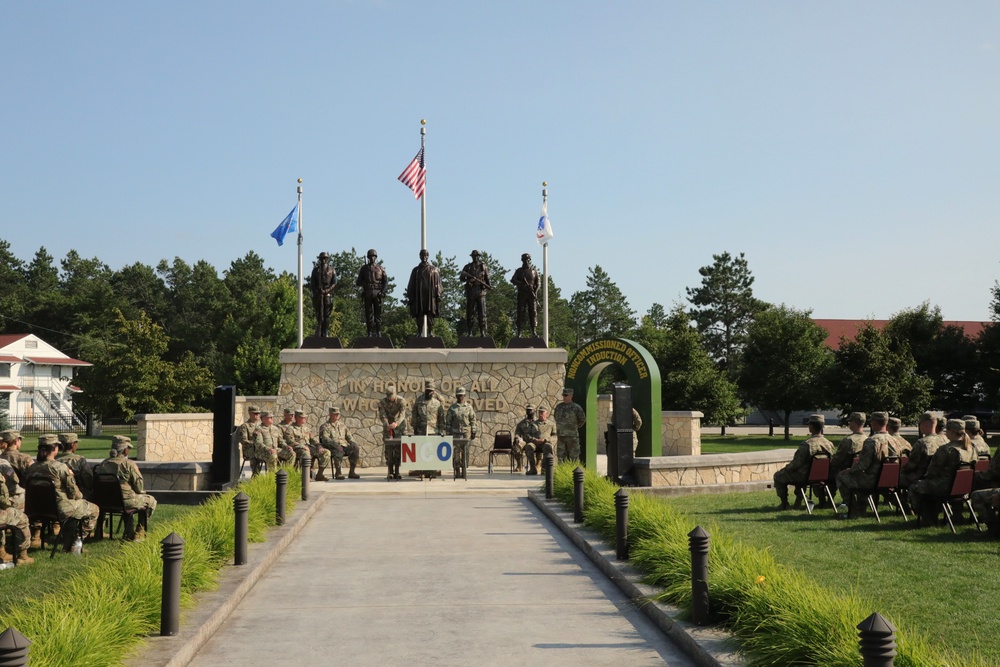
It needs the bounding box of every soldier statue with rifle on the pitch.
[310,252,337,338]
[459,250,492,337]
[510,252,540,338]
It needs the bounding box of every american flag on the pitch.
[398,147,426,199]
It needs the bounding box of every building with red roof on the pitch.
[0,334,91,431]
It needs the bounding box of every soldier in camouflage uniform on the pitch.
[900,412,947,490]
[378,384,407,480]
[1,430,34,487]
[252,412,288,471]
[964,417,990,457]
[25,436,100,548]
[836,412,900,517]
[830,412,867,502]
[445,387,477,477]
[319,407,360,480]
[554,388,586,463]
[513,405,541,475]
[773,414,835,510]
[532,406,556,474]
[0,434,25,510]
[887,417,911,457]
[411,380,445,436]
[909,419,978,525]
[236,406,262,473]
[94,436,157,540]
[56,432,93,499]
[285,410,331,481]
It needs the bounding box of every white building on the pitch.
[0,334,91,431]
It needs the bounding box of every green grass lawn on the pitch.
[0,503,195,617]
[664,489,999,659]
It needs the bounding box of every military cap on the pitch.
[260,411,272,419]
[965,418,980,431]
[537,405,549,413]
[936,416,947,430]
[0,430,20,444]
[111,435,132,452]
[367,248,377,258]
[870,411,889,423]
[319,251,329,260]
[918,411,936,422]
[455,387,467,396]
[470,250,480,257]
[807,414,825,426]
[329,406,341,415]
[521,252,531,261]
[247,405,260,414]
[283,408,294,415]
[946,418,966,433]
[562,387,574,396]
[294,410,306,418]
[38,434,59,446]
[385,384,397,396]
[424,379,435,391]
[848,412,866,424]
[962,415,977,421]
[525,404,535,411]
[58,432,79,445]
[888,417,902,428]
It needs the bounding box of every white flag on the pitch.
[535,201,554,245]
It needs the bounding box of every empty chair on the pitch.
[488,430,514,474]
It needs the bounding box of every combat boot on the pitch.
[334,464,345,481]
[792,495,804,510]
[348,463,360,479]
[15,548,33,566]
[778,498,791,511]
[29,526,42,549]
[0,546,12,564]
[133,526,146,543]
[315,469,329,482]
[387,467,394,481]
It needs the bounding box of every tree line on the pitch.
[1,240,998,429]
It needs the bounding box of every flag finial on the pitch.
[420,118,426,125]
[297,178,302,183]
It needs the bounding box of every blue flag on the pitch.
[270,204,299,246]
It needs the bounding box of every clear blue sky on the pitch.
[2,2,998,322]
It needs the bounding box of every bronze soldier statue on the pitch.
[356,249,388,337]
[460,250,491,337]
[510,252,540,337]
[310,252,337,338]
[405,249,442,336]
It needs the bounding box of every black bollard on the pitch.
[688,526,710,625]
[234,492,249,566]
[300,454,311,501]
[768,418,774,437]
[857,613,897,667]
[275,469,288,525]
[544,453,555,499]
[160,532,185,636]
[573,466,585,523]
[615,488,629,560]
[0,627,31,666]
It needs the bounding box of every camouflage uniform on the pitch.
[966,418,990,457]
[412,389,445,436]
[24,458,100,533]
[975,445,1000,490]
[319,411,360,479]
[533,411,556,473]
[0,457,24,510]
[830,431,866,483]
[253,416,289,471]
[94,444,157,518]
[554,391,586,462]
[514,414,541,474]
[887,418,911,457]
[378,389,407,479]
[0,431,34,488]
[56,433,93,499]
[285,415,331,480]
[835,431,899,504]
[970,487,1000,528]
[0,456,30,562]
[900,433,947,488]
[445,392,476,475]
[908,435,977,519]
[235,409,262,467]
[773,428,834,506]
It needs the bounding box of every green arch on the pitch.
[564,337,661,469]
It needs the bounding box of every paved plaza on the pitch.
[187,476,696,667]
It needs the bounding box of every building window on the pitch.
[50,391,60,404]
[0,393,8,411]
[51,365,61,379]
[24,340,37,349]
[0,363,9,378]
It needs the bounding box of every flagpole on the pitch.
[542,182,549,346]
[297,179,304,347]
[420,119,428,337]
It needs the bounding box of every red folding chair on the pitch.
[798,454,837,515]
[939,465,981,534]
[975,456,990,473]
[863,459,906,523]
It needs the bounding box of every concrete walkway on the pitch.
[187,488,696,666]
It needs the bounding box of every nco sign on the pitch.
[400,436,453,472]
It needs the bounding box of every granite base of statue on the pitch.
[352,336,394,349]
[301,336,343,350]
[457,336,496,349]
[507,336,546,349]
[404,336,446,349]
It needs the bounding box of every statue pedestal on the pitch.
[278,347,567,467]
[508,336,547,349]
[352,336,394,349]
[301,336,343,349]
[457,336,496,348]
[404,336,445,349]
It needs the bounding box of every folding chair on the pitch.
[488,430,514,474]
[92,473,144,540]
[24,481,82,558]
[797,453,837,515]
[939,465,981,534]
[975,456,990,473]
[861,458,907,523]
